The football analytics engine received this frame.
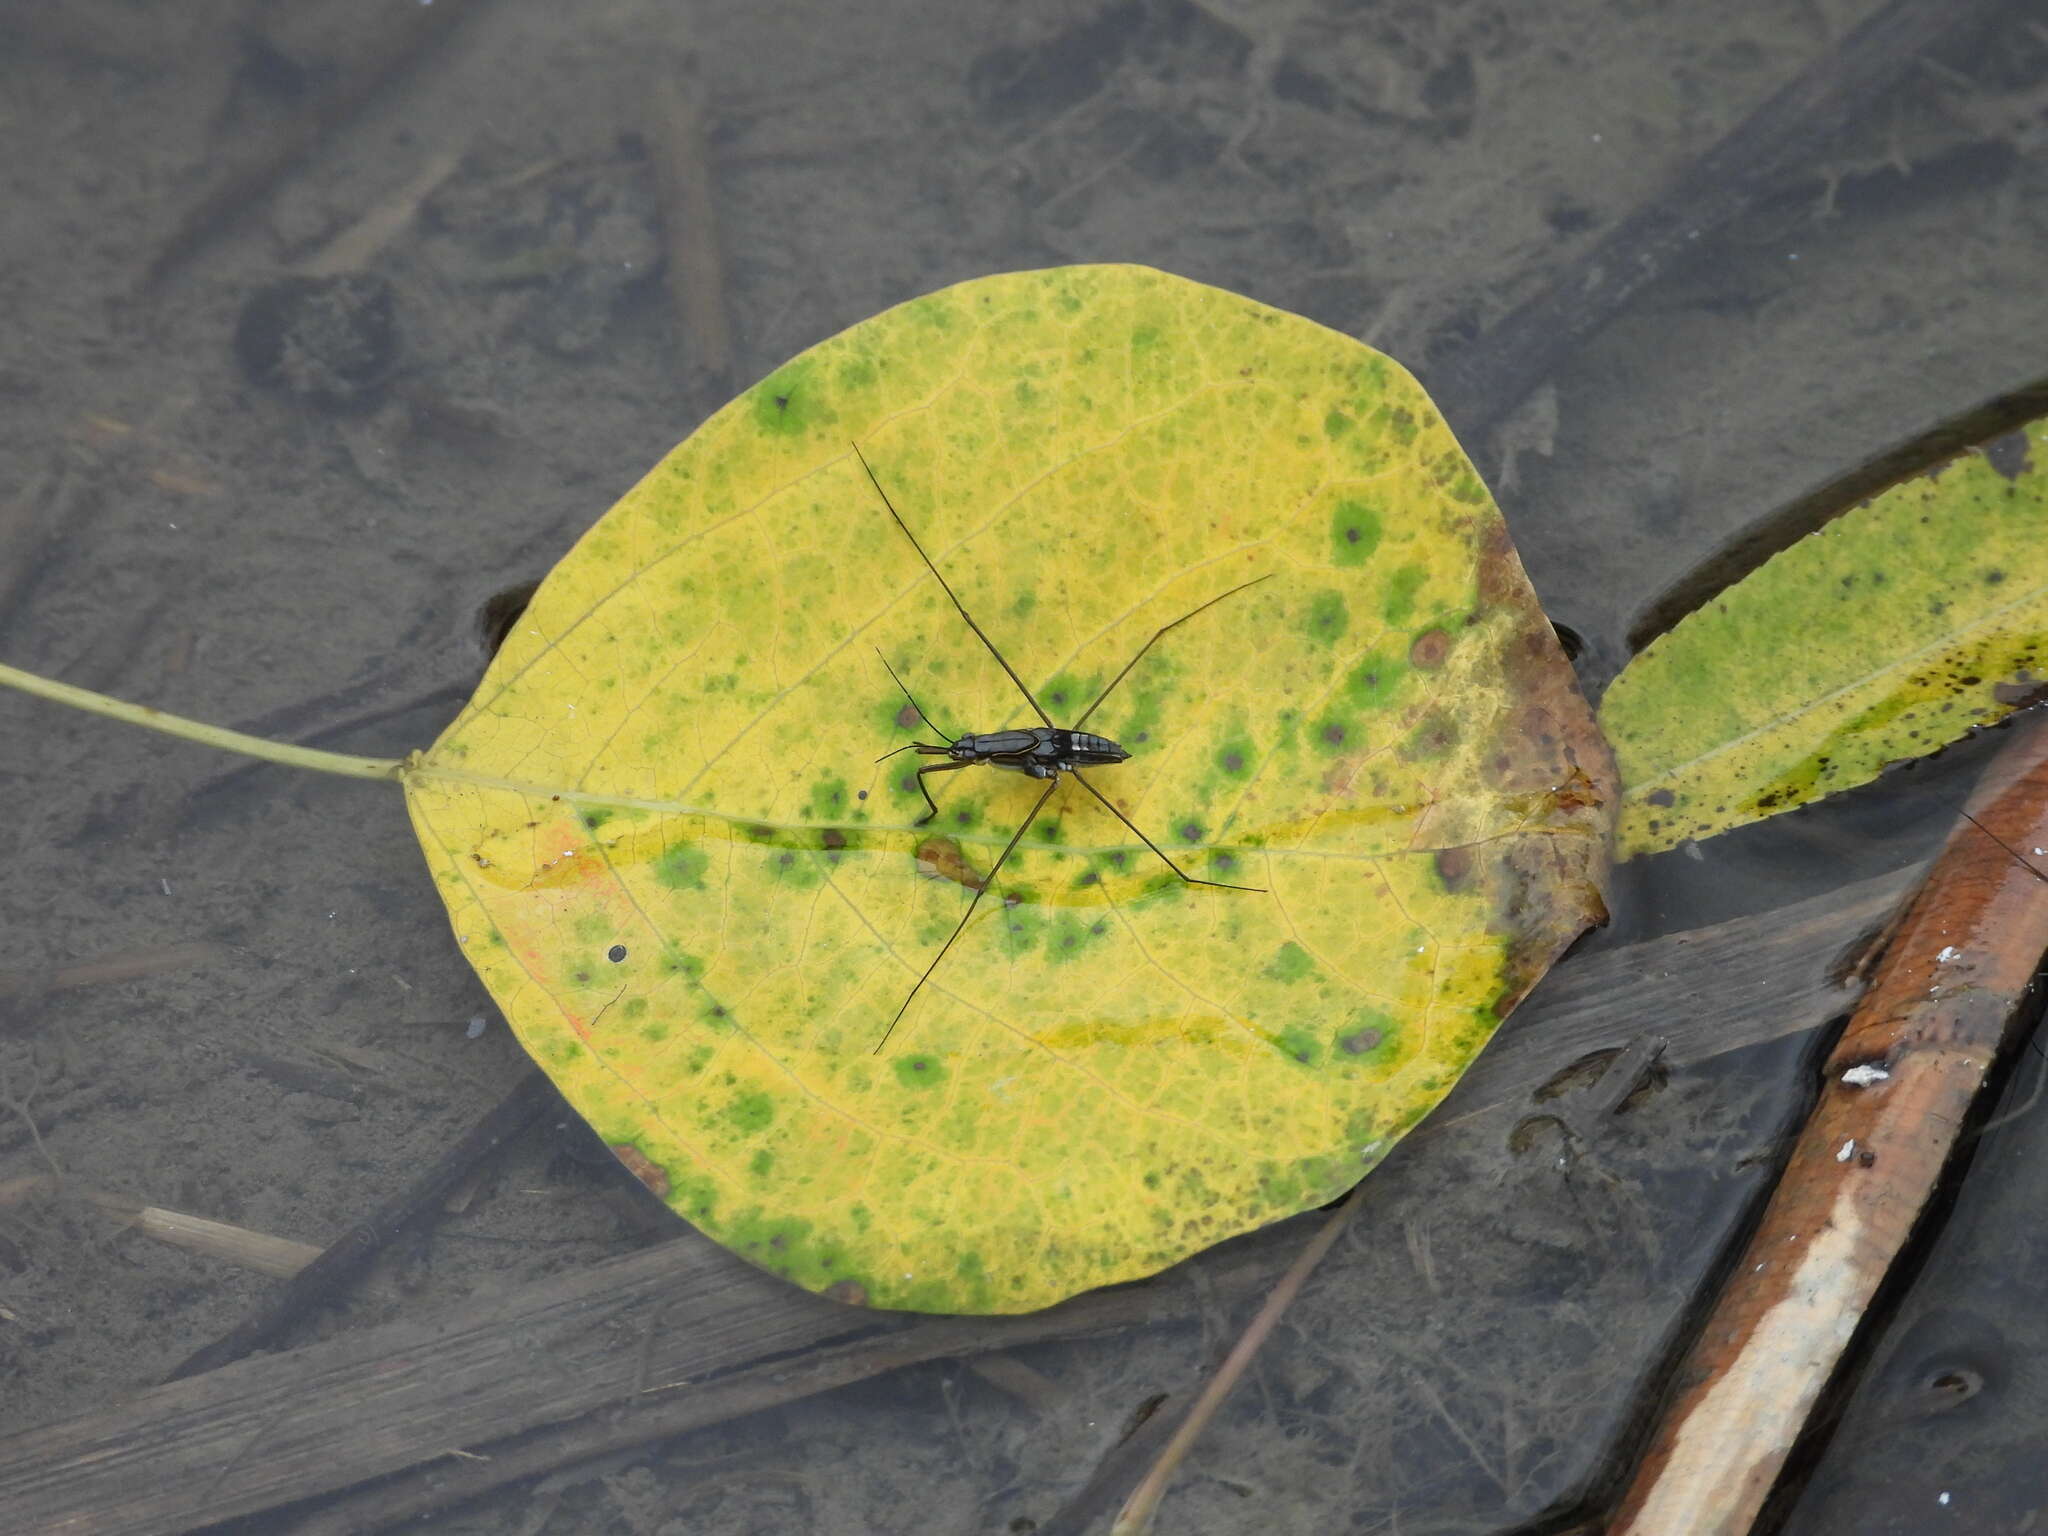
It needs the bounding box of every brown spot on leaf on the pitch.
[825,1279,870,1307]
[822,827,848,850]
[610,1144,668,1197]
[1339,1028,1382,1055]
[1545,765,1605,813]
[1434,848,1473,890]
[1646,787,1676,807]
[1474,518,1524,609]
[1409,628,1451,668]
[1319,753,1366,797]
[916,836,986,891]
[1408,715,1458,757]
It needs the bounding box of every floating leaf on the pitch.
[0,266,1611,1312]
[1603,424,2048,858]
[403,266,1611,1312]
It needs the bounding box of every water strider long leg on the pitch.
[854,443,1054,728]
[876,776,1060,1053]
[1071,574,1273,729]
[1069,770,1264,892]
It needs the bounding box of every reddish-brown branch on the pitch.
[1610,716,2048,1534]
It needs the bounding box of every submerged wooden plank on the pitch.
[0,869,1909,1535]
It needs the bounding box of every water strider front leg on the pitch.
[909,758,969,826]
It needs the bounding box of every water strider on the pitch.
[855,443,1269,1051]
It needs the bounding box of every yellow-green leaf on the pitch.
[1603,426,2048,858]
[404,265,1611,1312]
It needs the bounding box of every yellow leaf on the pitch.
[401,266,1612,1311]
[1603,425,2048,859]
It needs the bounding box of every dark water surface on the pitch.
[2,2,2045,1531]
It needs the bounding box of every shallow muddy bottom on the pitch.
[2,1,2045,1531]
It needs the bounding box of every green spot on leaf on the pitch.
[1331,499,1381,566]
[1271,1026,1322,1067]
[1380,565,1426,626]
[894,1055,945,1088]
[1305,589,1349,644]
[768,846,824,886]
[1345,651,1404,708]
[804,776,849,821]
[726,1092,774,1134]
[750,360,829,436]
[656,845,709,891]
[1265,941,1314,982]
[1334,1008,1398,1067]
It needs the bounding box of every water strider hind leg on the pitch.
[1070,771,1264,892]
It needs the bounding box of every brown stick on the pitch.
[648,58,736,396]
[0,940,226,1005]
[0,1176,328,1279]
[1610,717,2048,1534]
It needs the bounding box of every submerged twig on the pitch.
[0,940,226,1007]
[1111,1188,1362,1535]
[1426,0,2010,447]
[1610,715,2048,1534]
[297,145,467,278]
[0,1175,324,1279]
[648,57,737,396]
[163,1068,554,1381]
[141,0,483,287]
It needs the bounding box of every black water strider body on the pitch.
[952,727,1129,778]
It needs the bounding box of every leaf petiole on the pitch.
[0,660,405,782]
